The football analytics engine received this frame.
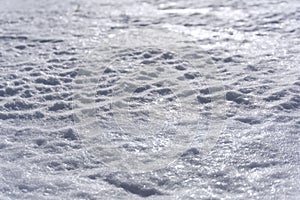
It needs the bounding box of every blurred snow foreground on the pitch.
[0,0,299,199]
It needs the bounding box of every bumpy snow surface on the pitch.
[0,0,299,199]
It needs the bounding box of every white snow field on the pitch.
[0,0,299,199]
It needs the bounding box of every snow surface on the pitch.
[0,0,299,199]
